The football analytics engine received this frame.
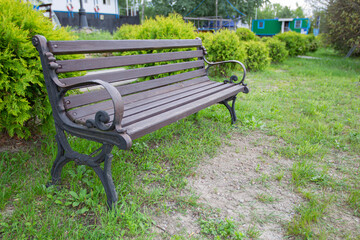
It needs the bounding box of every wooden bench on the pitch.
[32,35,249,209]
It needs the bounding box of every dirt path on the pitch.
[152,132,304,239]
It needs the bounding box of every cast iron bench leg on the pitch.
[221,96,237,124]
[92,153,118,210]
[48,125,118,210]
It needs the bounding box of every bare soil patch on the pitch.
[152,132,304,239]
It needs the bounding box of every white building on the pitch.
[52,0,119,15]
[27,0,140,32]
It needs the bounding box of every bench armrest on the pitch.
[204,57,247,84]
[61,79,125,133]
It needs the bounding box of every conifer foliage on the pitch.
[0,0,76,138]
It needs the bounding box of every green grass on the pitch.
[1,48,360,239]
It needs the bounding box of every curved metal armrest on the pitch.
[60,79,125,133]
[204,57,247,84]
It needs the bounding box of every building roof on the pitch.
[278,18,294,22]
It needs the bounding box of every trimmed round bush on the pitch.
[243,40,271,71]
[0,0,77,138]
[114,13,196,40]
[304,34,319,52]
[275,31,308,56]
[236,28,258,41]
[196,31,213,44]
[263,38,288,63]
[113,24,140,40]
[138,14,196,39]
[203,29,246,74]
[114,14,197,80]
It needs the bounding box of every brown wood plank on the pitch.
[48,39,202,55]
[69,80,218,121]
[122,82,223,118]
[121,84,237,127]
[126,85,245,139]
[73,83,238,127]
[60,60,204,86]
[57,50,204,73]
[124,82,220,114]
[67,77,210,120]
[64,69,207,109]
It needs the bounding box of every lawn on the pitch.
[0,48,359,239]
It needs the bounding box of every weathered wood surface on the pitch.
[48,39,202,54]
[57,50,204,73]
[60,60,204,86]
[64,70,207,109]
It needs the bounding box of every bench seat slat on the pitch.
[67,77,214,120]
[73,83,242,129]
[48,39,202,55]
[57,50,204,73]
[126,85,245,139]
[122,83,236,127]
[60,60,204,86]
[64,69,206,109]
[69,80,218,121]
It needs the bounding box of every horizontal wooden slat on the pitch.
[57,50,204,73]
[60,60,204,86]
[64,69,207,109]
[122,83,234,126]
[126,85,245,139]
[48,39,202,55]
[74,83,238,128]
[70,80,217,121]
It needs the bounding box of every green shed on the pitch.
[252,18,311,36]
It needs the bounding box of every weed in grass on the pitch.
[291,160,332,187]
[275,171,285,182]
[255,163,261,172]
[246,224,262,239]
[348,189,360,216]
[242,115,265,130]
[255,173,270,186]
[287,192,333,239]
[256,193,277,203]
[199,218,245,239]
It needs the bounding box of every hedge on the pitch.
[243,41,271,71]
[0,0,78,138]
[262,38,289,63]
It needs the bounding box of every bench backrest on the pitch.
[34,36,207,113]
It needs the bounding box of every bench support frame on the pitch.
[221,96,237,124]
[50,125,118,209]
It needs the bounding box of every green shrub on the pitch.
[113,24,140,40]
[0,0,77,138]
[243,40,271,71]
[113,14,197,80]
[236,28,258,41]
[275,31,308,56]
[263,38,288,63]
[196,31,213,44]
[203,29,246,74]
[304,34,319,52]
[114,14,196,40]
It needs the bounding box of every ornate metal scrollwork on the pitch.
[86,110,113,131]
[49,125,118,209]
[204,57,247,86]
[58,79,126,133]
[224,75,239,84]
